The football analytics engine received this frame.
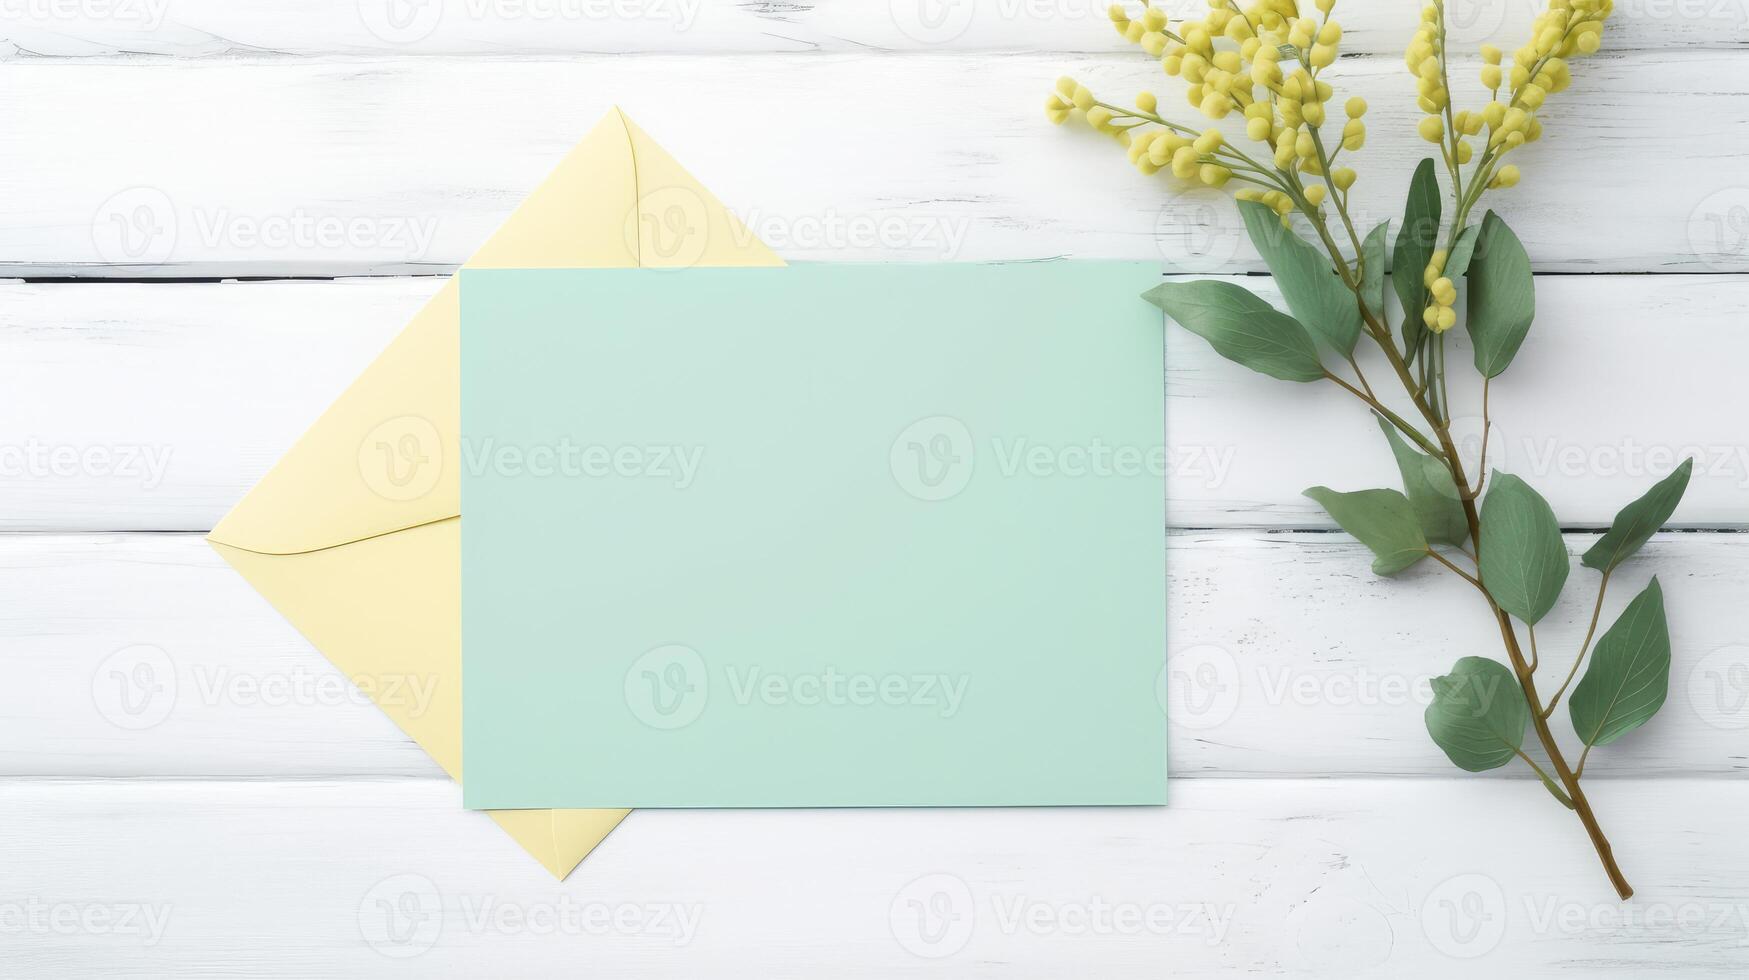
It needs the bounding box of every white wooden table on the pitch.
[4,3,1749,976]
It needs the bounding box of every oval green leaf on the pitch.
[1392,158,1442,359]
[1425,656,1527,772]
[1478,471,1569,624]
[1237,200,1362,355]
[1303,486,1428,576]
[1569,578,1671,747]
[1466,210,1536,378]
[1375,414,1469,547]
[1361,220,1390,323]
[1143,279,1325,382]
[1444,223,1482,282]
[1582,459,1694,573]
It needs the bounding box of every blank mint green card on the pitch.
[460,262,1165,809]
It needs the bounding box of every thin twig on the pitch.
[1545,570,1612,718]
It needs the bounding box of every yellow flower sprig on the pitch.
[1409,0,1613,332]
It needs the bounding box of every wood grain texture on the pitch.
[2,0,1743,57]
[7,12,1745,975]
[3,776,1747,978]
[4,51,1747,277]
[6,530,1743,779]
[3,276,1742,532]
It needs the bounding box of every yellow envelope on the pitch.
[208,109,783,878]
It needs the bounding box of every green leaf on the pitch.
[1375,415,1469,546]
[1143,279,1324,382]
[1360,220,1390,321]
[1478,471,1569,624]
[1569,578,1671,748]
[1392,159,1442,358]
[1302,486,1428,575]
[1237,200,1362,355]
[1425,657,1527,772]
[1582,459,1694,573]
[1466,210,1536,378]
[1444,222,1482,281]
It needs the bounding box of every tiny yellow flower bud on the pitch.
[1345,96,1367,118]
[1073,85,1095,110]
[1200,164,1233,187]
[1045,95,1071,124]
[1423,306,1440,329]
[1418,115,1444,143]
[1136,91,1157,113]
[1172,146,1199,178]
[1107,3,1126,22]
[1295,130,1316,159]
[1305,184,1327,206]
[1455,140,1473,163]
[1316,0,1335,13]
[1577,31,1601,54]
[1194,128,1224,154]
[1491,164,1521,188]
[1309,43,1336,68]
[1432,277,1456,304]
[1056,76,1078,98]
[1125,19,1146,42]
[1246,115,1272,141]
[1424,250,1448,284]
[1302,100,1326,126]
[1318,21,1342,45]
[1480,43,1502,65]
[1435,306,1457,331]
[1087,106,1114,129]
[1341,118,1365,151]
[1332,167,1356,191]
[1481,64,1502,90]
[1482,101,1506,129]
[1142,5,1166,30]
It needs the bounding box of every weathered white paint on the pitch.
[2,777,1745,977]
[0,0,1740,57]
[6,13,1746,975]
[1,53,1746,276]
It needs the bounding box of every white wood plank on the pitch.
[5,530,1743,779]
[4,51,1745,276]
[1,776,1744,978]
[3,275,1742,531]
[0,0,1738,58]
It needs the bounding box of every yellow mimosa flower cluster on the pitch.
[1044,0,1368,227]
[1406,0,1612,193]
